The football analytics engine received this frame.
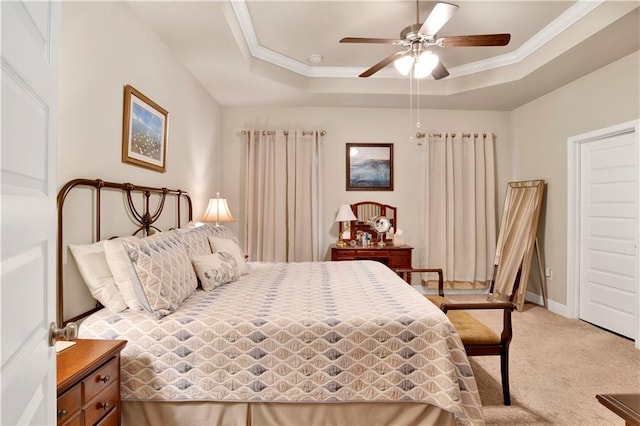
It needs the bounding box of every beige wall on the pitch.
[510,51,640,310]
[221,107,511,266]
[58,1,222,218]
[58,1,224,319]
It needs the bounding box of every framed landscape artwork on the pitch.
[346,143,394,191]
[122,85,168,172]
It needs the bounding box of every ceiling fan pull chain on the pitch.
[416,76,421,131]
[409,70,414,143]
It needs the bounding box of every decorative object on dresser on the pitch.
[201,192,235,227]
[56,339,127,426]
[346,143,393,191]
[121,85,168,173]
[370,215,391,247]
[339,201,397,244]
[334,204,357,247]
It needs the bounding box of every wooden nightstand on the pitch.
[56,339,127,426]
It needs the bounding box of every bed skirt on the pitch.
[122,401,456,426]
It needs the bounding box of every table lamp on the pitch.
[335,204,357,247]
[202,192,235,227]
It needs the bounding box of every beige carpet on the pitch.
[446,296,640,425]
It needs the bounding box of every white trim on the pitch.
[229,0,604,80]
[526,291,568,317]
[566,119,640,349]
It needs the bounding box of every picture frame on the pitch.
[122,84,168,173]
[346,143,394,191]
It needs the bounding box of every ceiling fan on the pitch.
[340,1,511,80]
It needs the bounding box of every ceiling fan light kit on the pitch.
[340,1,511,80]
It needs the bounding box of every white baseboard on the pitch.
[526,291,568,317]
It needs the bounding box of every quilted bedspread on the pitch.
[79,260,484,425]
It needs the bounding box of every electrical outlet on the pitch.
[545,267,553,280]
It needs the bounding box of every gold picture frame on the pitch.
[122,85,168,173]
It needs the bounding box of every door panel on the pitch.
[579,131,637,339]
[1,1,59,425]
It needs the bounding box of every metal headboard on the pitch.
[56,178,193,326]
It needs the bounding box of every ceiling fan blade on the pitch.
[439,33,511,47]
[419,2,459,36]
[340,37,403,45]
[360,51,409,78]
[431,62,450,80]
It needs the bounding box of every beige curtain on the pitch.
[422,132,496,289]
[244,130,322,262]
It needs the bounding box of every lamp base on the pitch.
[336,239,347,248]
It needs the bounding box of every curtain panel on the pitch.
[421,132,497,289]
[244,130,322,262]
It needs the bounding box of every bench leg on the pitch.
[501,347,511,405]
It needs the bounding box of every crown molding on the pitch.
[229,0,604,80]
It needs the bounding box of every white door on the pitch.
[579,131,637,339]
[1,1,60,425]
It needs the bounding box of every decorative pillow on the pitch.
[191,252,240,290]
[68,240,128,313]
[208,236,249,275]
[104,239,147,312]
[120,232,198,318]
[176,226,213,258]
[200,224,240,244]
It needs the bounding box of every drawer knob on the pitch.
[99,375,110,384]
[57,409,67,419]
[100,401,110,411]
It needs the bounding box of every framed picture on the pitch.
[346,143,394,191]
[122,85,168,173]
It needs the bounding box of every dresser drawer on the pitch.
[57,383,82,425]
[83,357,118,402]
[84,381,119,426]
[388,257,410,267]
[96,406,119,426]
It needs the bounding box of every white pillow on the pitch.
[208,236,249,275]
[68,241,127,313]
[104,239,147,312]
[192,252,240,291]
[120,232,197,318]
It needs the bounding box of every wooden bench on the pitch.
[397,268,517,405]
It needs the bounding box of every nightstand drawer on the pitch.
[84,381,119,426]
[83,356,119,402]
[57,383,81,425]
[57,339,127,426]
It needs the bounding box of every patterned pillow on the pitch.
[208,236,249,275]
[191,252,240,290]
[120,232,198,318]
[176,226,213,258]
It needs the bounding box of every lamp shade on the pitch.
[414,51,439,79]
[393,55,414,76]
[201,193,235,225]
[335,204,357,222]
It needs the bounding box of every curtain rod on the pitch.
[416,132,493,139]
[241,130,326,136]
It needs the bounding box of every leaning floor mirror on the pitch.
[490,180,546,310]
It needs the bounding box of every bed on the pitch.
[57,179,484,425]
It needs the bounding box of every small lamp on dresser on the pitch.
[202,192,235,227]
[335,204,357,247]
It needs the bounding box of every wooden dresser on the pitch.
[330,244,413,277]
[56,339,127,426]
